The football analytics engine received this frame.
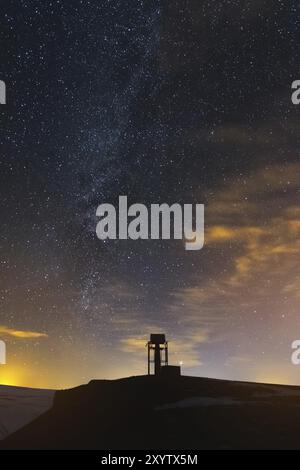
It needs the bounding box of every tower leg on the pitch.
[154,344,161,375]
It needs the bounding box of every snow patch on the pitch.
[0,385,55,440]
[156,396,244,410]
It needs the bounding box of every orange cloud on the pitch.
[206,225,265,243]
[119,327,210,369]
[0,326,48,339]
[120,337,147,352]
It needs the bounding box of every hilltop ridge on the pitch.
[1,375,300,449]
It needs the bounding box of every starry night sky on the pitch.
[0,0,300,388]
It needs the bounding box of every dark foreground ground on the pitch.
[1,374,300,449]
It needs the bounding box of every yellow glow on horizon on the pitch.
[254,371,295,386]
[0,364,26,387]
[0,360,55,389]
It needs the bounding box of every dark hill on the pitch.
[2,375,300,449]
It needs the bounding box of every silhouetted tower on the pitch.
[147,334,168,375]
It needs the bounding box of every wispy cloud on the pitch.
[166,163,300,351]
[120,326,211,369]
